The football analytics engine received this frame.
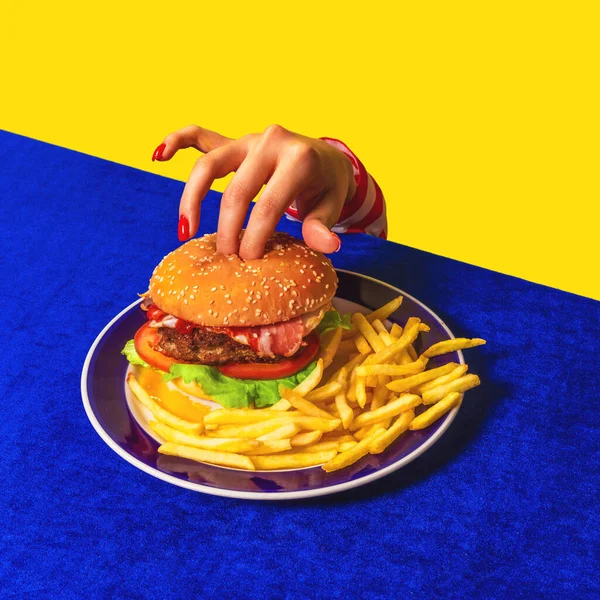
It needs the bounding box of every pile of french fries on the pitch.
[126,295,485,473]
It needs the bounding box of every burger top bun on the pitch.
[149,232,338,327]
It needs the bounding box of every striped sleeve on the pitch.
[284,137,387,239]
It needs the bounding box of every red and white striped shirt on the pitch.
[285,137,387,239]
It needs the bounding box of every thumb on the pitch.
[301,191,344,254]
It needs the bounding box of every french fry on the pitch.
[364,319,421,366]
[347,364,358,403]
[287,415,341,431]
[355,375,367,408]
[370,319,388,334]
[335,389,354,430]
[158,442,255,470]
[355,358,428,378]
[409,392,462,430]
[352,313,386,352]
[353,425,375,441]
[322,426,386,473]
[371,379,389,411]
[390,323,402,337]
[321,433,355,444]
[378,329,412,365]
[242,440,292,455]
[333,367,354,429]
[354,334,373,355]
[365,375,378,389]
[422,374,480,404]
[148,421,259,453]
[293,358,324,396]
[257,422,300,441]
[280,387,335,419]
[423,338,486,358]
[350,394,421,431]
[299,441,340,453]
[365,295,404,324]
[290,430,323,447]
[207,419,294,439]
[327,353,364,385]
[127,374,203,434]
[339,440,358,452]
[407,346,419,361]
[204,408,288,426]
[252,450,337,470]
[414,364,469,394]
[211,415,340,437]
[305,381,343,403]
[389,323,418,362]
[270,398,293,411]
[368,410,415,454]
[386,362,459,393]
[418,323,431,332]
[318,327,343,368]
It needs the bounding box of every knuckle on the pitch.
[223,179,251,205]
[194,153,214,171]
[253,195,280,220]
[287,141,319,167]
[263,123,287,140]
[163,131,179,146]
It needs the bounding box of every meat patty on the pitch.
[156,327,279,365]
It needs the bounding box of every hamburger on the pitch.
[122,232,350,408]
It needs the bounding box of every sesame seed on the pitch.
[227,300,233,304]
[213,312,219,318]
[190,294,195,299]
[211,287,217,292]
[225,293,231,298]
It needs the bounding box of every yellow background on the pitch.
[1,2,598,299]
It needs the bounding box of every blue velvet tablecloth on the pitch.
[1,130,598,599]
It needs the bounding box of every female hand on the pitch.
[152,124,357,259]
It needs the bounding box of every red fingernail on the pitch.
[152,143,166,162]
[332,233,342,252]
[178,215,190,242]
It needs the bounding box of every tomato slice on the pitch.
[217,333,320,380]
[134,322,177,373]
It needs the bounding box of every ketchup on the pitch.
[145,303,262,343]
[175,319,196,335]
[146,304,167,322]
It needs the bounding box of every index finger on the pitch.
[179,140,248,239]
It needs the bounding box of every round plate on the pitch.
[81,270,464,500]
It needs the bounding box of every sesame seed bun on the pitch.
[149,232,338,327]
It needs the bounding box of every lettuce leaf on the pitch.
[164,362,316,408]
[121,339,151,368]
[316,308,352,336]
